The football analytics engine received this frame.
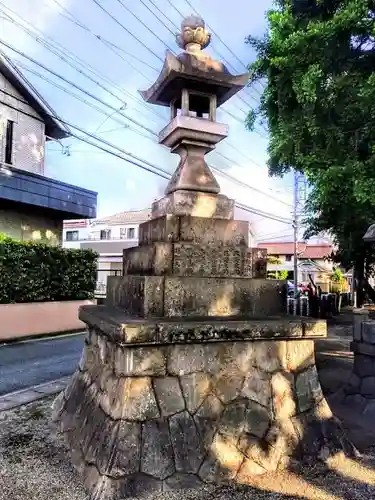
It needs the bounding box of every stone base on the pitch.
[105,275,286,318]
[53,314,355,499]
[151,190,234,220]
[138,215,250,247]
[338,336,375,416]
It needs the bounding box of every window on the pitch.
[66,230,79,241]
[285,255,292,262]
[100,229,111,240]
[120,228,127,239]
[5,120,14,165]
[127,227,135,239]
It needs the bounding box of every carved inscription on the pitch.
[173,244,252,277]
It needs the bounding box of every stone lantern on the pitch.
[53,15,354,500]
[139,16,247,200]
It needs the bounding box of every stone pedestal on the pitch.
[352,308,369,341]
[340,319,375,415]
[53,315,354,499]
[53,197,355,499]
[54,14,354,497]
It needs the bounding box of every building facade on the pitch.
[0,56,97,244]
[259,241,334,290]
[64,207,258,297]
[63,209,151,296]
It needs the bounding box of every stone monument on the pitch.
[53,15,354,499]
[334,225,375,414]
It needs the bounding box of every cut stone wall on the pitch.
[106,275,285,318]
[55,180,353,498]
[339,320,375,415]
[53,316,354,499]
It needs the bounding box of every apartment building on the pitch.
[0,55,96,244]
[63,209,151,296]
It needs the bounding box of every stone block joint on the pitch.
[54,12,355,499]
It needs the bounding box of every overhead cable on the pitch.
[5,85,292,223]
[91,0,164,62]
[2,40,289,206]
[0,40,158,136]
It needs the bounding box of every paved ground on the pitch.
[0,333,85,396]
[0,322,354,399]
[2,321,375,499]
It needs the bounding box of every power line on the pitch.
[17,59,160,132]
[179,0,266,98]
[114,0,177,53]
[235,203,292,224]
[105,0,252,122]
[0,9,128,108]
[162,0,257,109]
[15,0,254,132]
[0,39,158,136]
[91,0,164,63]
[61,123,290,223]
[215,168,292,208]
[0,3,166,125]
[2,39,289,207]
[0,10,287,206]
[138,0,178,37]
[5,82,291,223]
[0,5,153,105]
[1,35,253,177]
[183,0,257,80]
[46,0,159,79]
[3,62,154,142]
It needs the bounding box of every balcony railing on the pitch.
[65,236,139,242]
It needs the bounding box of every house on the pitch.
[0,55,96,244]
[63,209,151,296]
[64,207,256,297]
[259,241,334,290]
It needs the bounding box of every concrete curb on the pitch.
[0,329,85,346]
[0,377,70,412]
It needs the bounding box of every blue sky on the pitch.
[1,0,295,241]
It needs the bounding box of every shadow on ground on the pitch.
[2,321,375,500]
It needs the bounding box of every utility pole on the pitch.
[293,169,299,297]
[292,170,307,298]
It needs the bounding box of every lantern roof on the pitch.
[139,15,249,108]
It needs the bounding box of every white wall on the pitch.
[63,226,90,248]
[62,220,141,247]
[88,222,139,241]
[0,73,45,175]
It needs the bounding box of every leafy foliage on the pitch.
[247,0,375,293]
[331,267,349,292]
[267,269,289,280]
[267,255,289,279]
[0,234,98,304]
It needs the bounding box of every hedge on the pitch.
[0,233,98,304]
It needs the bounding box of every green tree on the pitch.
[266,255,289,280]
[267,270,289,280]
[247,0,375,304]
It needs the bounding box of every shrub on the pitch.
[0,233,98,304]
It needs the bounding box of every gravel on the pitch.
[1,395,375,499]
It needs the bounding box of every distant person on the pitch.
[307,283,319,318]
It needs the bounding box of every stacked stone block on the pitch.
[53,196,356,498]
[341,319,375,414]
[105,213,274,320]
[53,315,353,499]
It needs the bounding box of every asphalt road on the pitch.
[0,333,85,396]
[0,323,353,398]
